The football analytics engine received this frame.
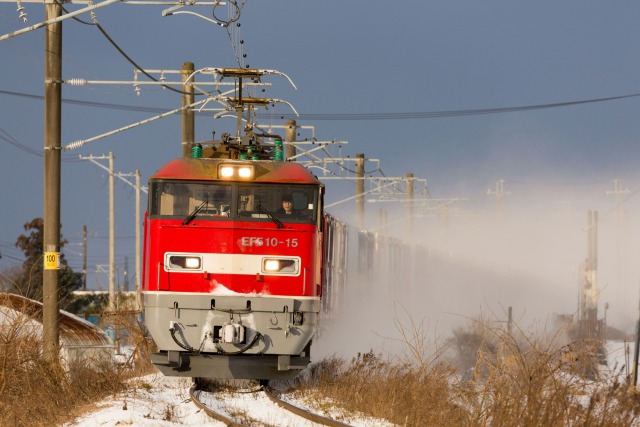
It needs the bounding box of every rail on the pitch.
[263,385,352,427]
[190,382,353,427]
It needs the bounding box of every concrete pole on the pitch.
[495,179,505,220]
[585,210,598,338]
[355,153,365,229]
[109,152,116,312]
[285,119,297,160]
[43,1,62,360]
[406,172,414,238]
[135,170,141,312]
[378,209,387,231]
[181,62,195,158]
[82,225,87,291]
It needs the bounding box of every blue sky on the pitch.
[2,2,640,325]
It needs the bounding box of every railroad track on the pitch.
[190,381,352,427]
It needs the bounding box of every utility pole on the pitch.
[377,209,388,232]
[81,155,146,312]
[406,172,414,238]
[43,0,63,361]
[606,179,630,300]
[108,152,115,312]
[488,179,510,220]
[181,62,194,158]
[355,153,365,229]
[582,210,599,339]
[633,298,640,386]
[285,119,297,160]
[135,170,142,312]
[607,179,629,222]
[82,225,87,291]
[79,153,116,311]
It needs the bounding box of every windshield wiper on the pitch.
[257,204,283,229]
[182,200,207,225]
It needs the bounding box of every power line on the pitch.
[0,126,83,161]
[2,88,638,121]
[266,93,640,121]
[53,0,198,97]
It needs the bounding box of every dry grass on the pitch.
[293,315,640,427]
[293,351,467,426]
[0,308,156,427]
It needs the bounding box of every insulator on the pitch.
[66,78,87,86]
[64,140,86,151]
[18,7,27,23]
[192,145,202,159]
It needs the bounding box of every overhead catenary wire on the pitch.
[2,89,638,121]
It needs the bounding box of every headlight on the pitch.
[167,255,202,270]
[218,164,254,179]
[219,166,234,178]
[261,258,298,274]
[238,167,253,178]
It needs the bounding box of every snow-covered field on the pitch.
[64,340,636,427]
[65,374,394,427]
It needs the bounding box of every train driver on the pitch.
[278,194,297,216]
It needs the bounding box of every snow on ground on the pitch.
[65,373,394,427]
[65,375,221,427]
[65,341,638,427]
[604,339,636,380]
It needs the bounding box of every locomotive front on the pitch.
[142,157,324,380]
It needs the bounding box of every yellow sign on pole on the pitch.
[44,252,60,270]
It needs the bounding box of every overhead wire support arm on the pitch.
[79,155,147,193]
[63,98,209,150]
[325,180,405,208]
[65,79,267,87]
[206,67,298,91]
[0,0,121,42]
[288,141,349,162]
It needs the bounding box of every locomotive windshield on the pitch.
[149,180,319,223]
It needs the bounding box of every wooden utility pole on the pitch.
[285,119,297,160]
[181,62,195,158]
[355,153,365,229]
[43,0,63,361]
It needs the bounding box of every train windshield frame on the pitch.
[149,180,320,224]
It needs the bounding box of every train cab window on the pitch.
[237,185,318,223]
[150,180,320,223]
[150,181,232,219]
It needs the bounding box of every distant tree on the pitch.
[0,265,22,292]
[9,218,82,310]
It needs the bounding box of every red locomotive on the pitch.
[142,133,325,379]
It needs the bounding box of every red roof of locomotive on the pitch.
[150,158,322,185]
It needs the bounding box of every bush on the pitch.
[293,314,640,426]
[0,307,154,427]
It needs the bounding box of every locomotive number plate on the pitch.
[241,237,298,248]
